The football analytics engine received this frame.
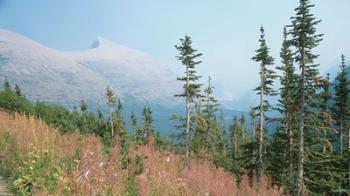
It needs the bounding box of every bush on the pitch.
[135,154,143,175]
[12,146,62,195]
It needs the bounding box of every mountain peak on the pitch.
[90,36,124,49]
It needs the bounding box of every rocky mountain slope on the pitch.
[0,29,180,106]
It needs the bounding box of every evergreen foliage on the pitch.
[174,35,203,166]
[251,26,277,185]
[288,0,323,194]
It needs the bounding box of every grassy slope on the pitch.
[0,111,282,195]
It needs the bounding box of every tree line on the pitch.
[172,0,350,195]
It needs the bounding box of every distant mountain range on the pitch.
[0,29,245,134]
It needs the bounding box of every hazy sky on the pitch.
[0,0,349,103]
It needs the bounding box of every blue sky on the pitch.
[0,0,349,103]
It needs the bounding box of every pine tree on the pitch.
[3,77,10,90]
[333,54,349,156]
[97,104,104,120]
[79,100,88,132]
[239,114,247,144]
[289,0,323,194]
[275,26,298,179]
[251,26,276,185]
[249,107,257,144]
[219,110,229,157]
[106,86,116,137]
[80,100,88,113]
[114,99,127,137]
[319,74,334,153]
[304,73,342,194]
[142,106,153,145]
[174,35,203,166]
[130,112,142,144]
[230,116,239,160]
[15,84,22,96]
[332,54,350,190]
[201,76,219,153]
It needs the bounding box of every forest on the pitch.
[0,0,349,195]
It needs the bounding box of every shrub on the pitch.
[11,146,62,195]
[135,154,143,175]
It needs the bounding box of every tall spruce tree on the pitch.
[289,0,323,194]
[332,54,349,156]
[174,35,202,166]
[251,26,276,186]
[202,76,219,153]
[332,55,350,190]
[319,74,334,154]
[230,116,239,160]
[276,27,298,179]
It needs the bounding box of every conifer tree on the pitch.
[319,74,334,153]
[142,106,153,145]
[239,114,247,144]
[80,100,88,113]
[79,100,88,132]
[251,26,276,185]
[332,54,349,156]
[219,110,229,157]
[230,116,239,160]
[130,112,141,144]
[106,86,116,137]
[332,55,350,190]
[97,104,104,121]
[202,76,219,153]
[15,84,22,96]
[114,99,127,137]
[174,35,203,166]
[3,77,10,90]
[276,27,298,178]
[249,107,257,143]
[289,0,323,194]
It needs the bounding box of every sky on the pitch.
[0,0,349,107]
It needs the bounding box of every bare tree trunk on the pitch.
[297,56,305,196]
[184,66,190,167]
[287,113,293,177]
[206,95,211,153]
[340,121,343,155]
[257,65,265,192]
[252,116,256,158]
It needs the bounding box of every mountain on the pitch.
[0,29,108,104]
[0,29,180,104]
[67,37,181,102]
[0,29,245,133]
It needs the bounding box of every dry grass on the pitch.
[134,141,283,196]
[0,111,283,195]
[0,112,127,195]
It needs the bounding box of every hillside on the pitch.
[0,29,180,104]
[0,111,282,195]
